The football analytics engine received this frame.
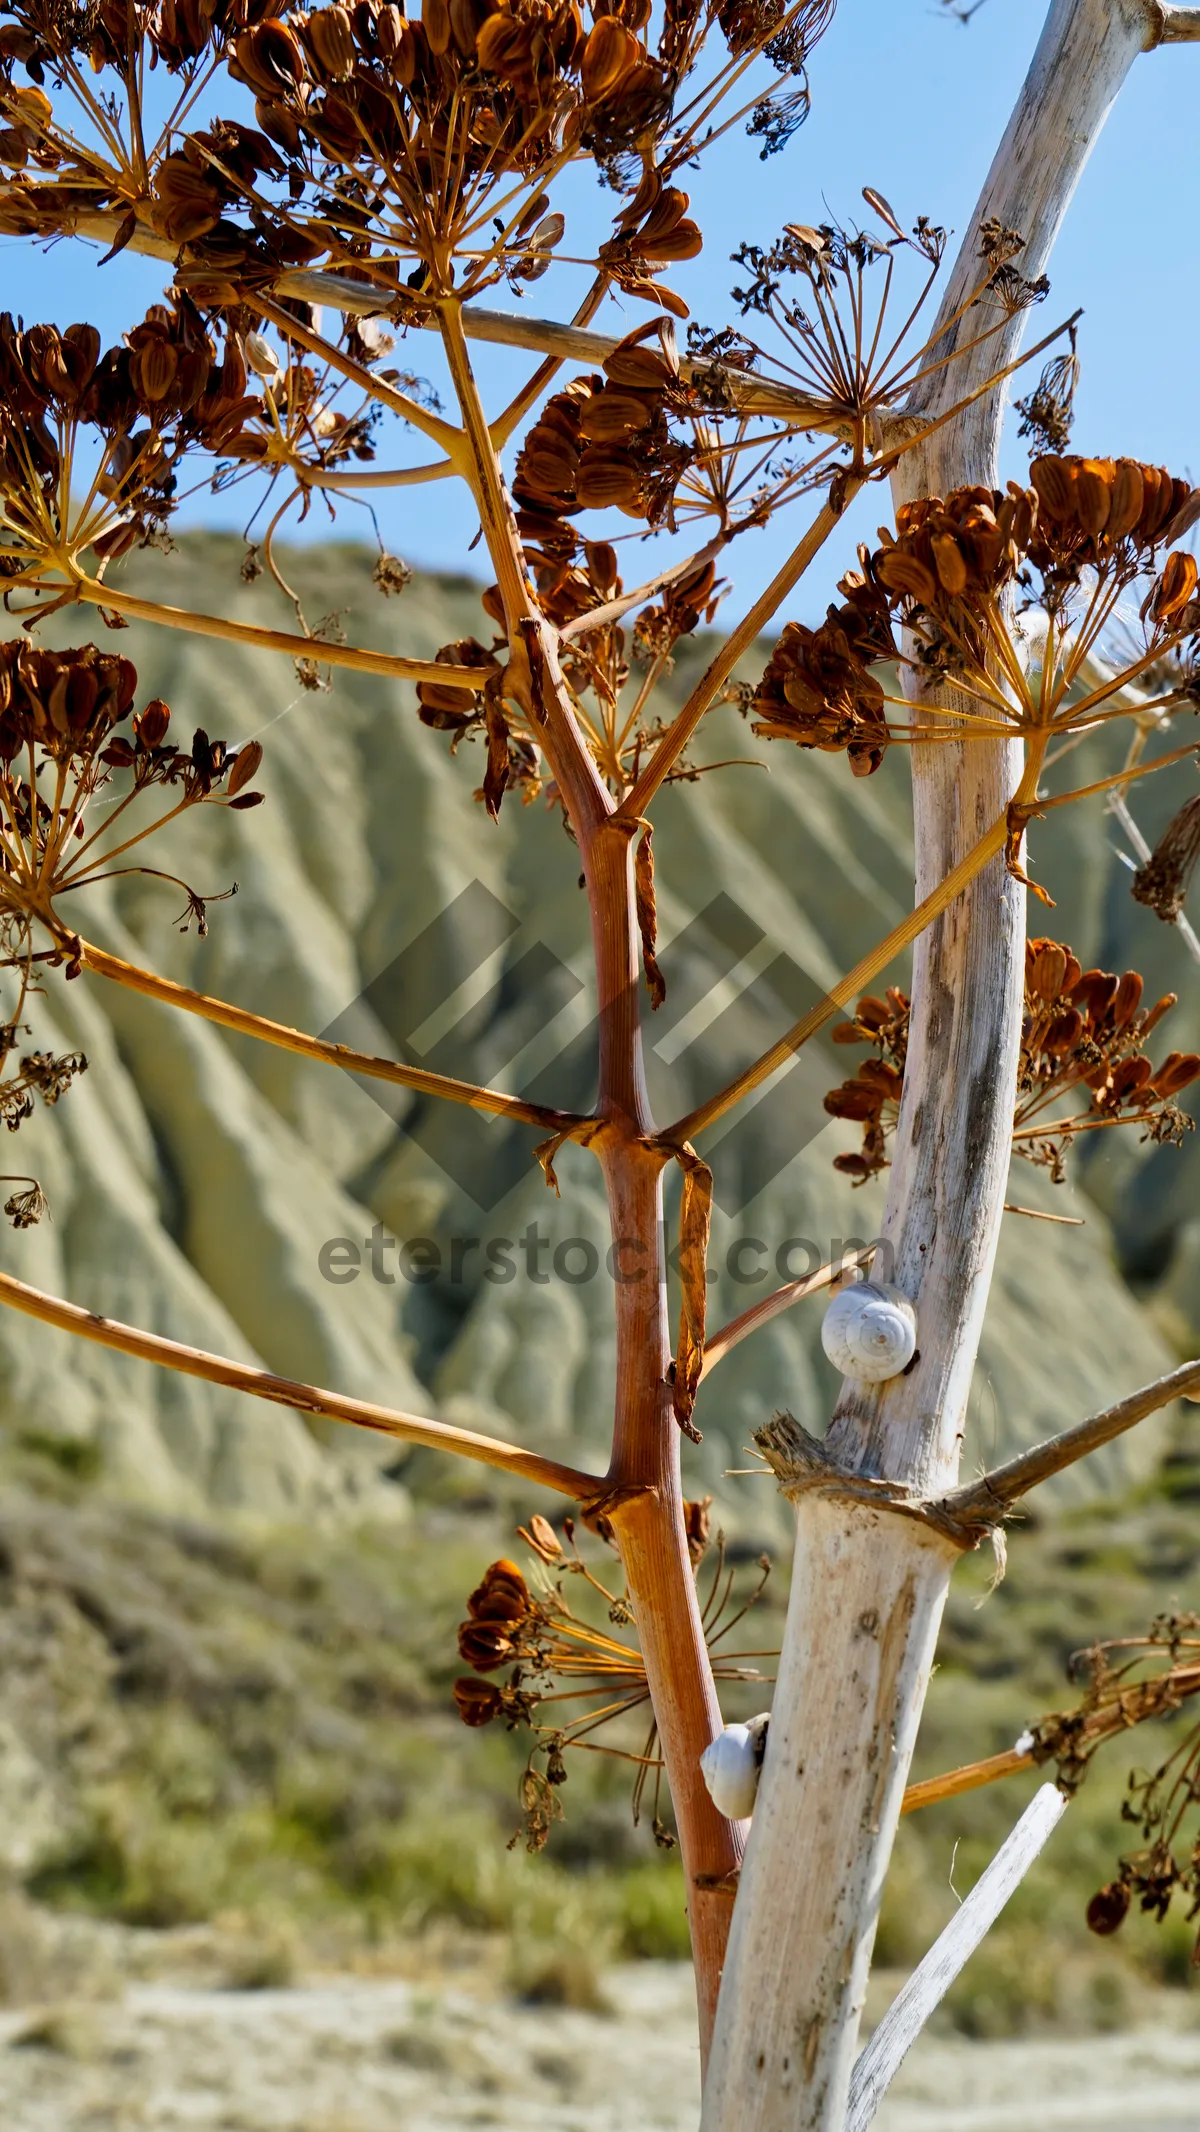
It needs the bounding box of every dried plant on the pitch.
[1030,1618,1200,1964]
[453,1510,773,1852]
[824,941,1200,1187]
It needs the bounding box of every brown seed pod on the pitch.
[581,15,640,98]
[1074,458,1114,537]
[1108,458,1145,540]
[453,1677,503,1725]
[875,549,938,605]
[575,445,641,509]
[1027,938,1070,1004]
[1029,454,1076,522]
[422,0,452,54]
[305,5,357,79]
[476,10,535,76]
[130,338,179,406]
[1153,549,1199,622]
[1132,794,1200,923]
[226,739,264,795]
[457,1621,518,1671]
[231,21,308,100]
[930,532,967,596]
[576,387,657,440]
[1148,1051,1200,1100]
[1087,1881,1131,1936]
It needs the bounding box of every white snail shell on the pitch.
[700,1713,771,1821]
[821,1281,917,1384]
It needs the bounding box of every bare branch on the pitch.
[618,491,854,823]
[78,940,586,1131]
[63,576,498,692]
[847,1786,1069,2131]
[668,808,1010,1142]
[939,1358,1200,1533]
[49,211,854,437]
[1149,2,1200,38]
[0,1267,599,1499]
[901,1745,1034,1817]
[700,1248,876,1381]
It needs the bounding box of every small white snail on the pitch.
[821,1280,917,1384]
[700,1713,771,1821]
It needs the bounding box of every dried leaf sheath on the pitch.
[635,823,667,1009]
[671,1143,714,1440]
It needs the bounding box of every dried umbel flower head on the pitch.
[751,611,892,776]
[0,646,265,1009]
[451,1518,772,1852]
[875,483,1034,615]
[1027,454,1192,573]
[0,639,136,765]
[1132,793,1200,924]
[807,461,1200,821]
[1014,332,1080,456]
[823,947,1200,1188]
[0,1049,88,1134]
[1016,938,1199,1176]
[1020,1616,1200,1963]
[0,300,257,571]
[513,331,696,555]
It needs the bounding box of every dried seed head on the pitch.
[373,553,413,597]
[751,613,890,775]
[1132,794,1200,923]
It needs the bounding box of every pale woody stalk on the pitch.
[702,3,1190,2126]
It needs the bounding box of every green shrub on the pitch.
[613,1862,691,1961]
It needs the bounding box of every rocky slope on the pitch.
[0,536,1195,1529]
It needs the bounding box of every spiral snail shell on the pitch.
[821,1280,917,1384]
[699,1713,771,1821]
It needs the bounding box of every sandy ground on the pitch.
[3,1963,1200,2131]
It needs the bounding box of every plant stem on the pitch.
[62,575,497,690]
[619,492,853,822]
[436,295,741,2052]
[0,1266,597,1497]
[76,938,583,1128]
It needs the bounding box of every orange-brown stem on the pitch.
[583,824,743,2061]
[601,1143,746,2063]
[0,1265,596,1497]
[437,301,741,2050]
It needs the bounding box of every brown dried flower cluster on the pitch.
[1026,454,1197,590]
[0,300,265,566]
[873,481,1033,621]
[1019,1616,1200,1965]
[1016,937,1199,1180]
[0,642,256,1220]
[1132,793,1200,925]
[759,458,1200,781]
[822,987,909,1180]
[513,328,697,559]
[0,1045,87,1137]
[0,642,264,1199]
[750,604,893,776]
[823,943,1200,1188]
[452,1514,770,1851]
[0,0,832,322]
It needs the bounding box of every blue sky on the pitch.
[4,0,1197,621]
